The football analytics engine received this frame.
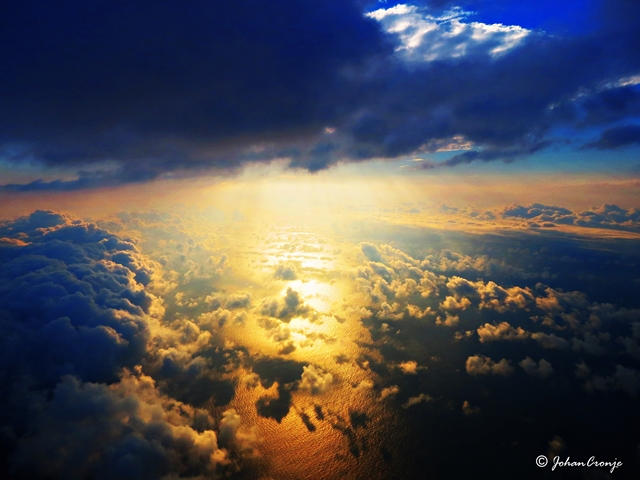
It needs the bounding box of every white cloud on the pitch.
[299,365,333,395]
[367,5,530,63]
[219,409,261,457]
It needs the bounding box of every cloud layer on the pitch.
[1,1,640,188]
[0,211,259,478]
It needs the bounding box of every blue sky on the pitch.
[423,0,600,33]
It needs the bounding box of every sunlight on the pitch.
[280,280,340,313]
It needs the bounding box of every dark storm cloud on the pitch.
[0,0,387,185]
[435,141,553,167]
[2,0,640,187]
[574,86,640,126]
[585,124,640,150]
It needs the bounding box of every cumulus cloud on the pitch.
[578,362,640,397]
[530,332,570,349]
[360,242,383,262]
[519,357,554,379]
[402,393,434,408]
[440,295,471,311]
[379,385,400,401]
[218,409,261,457]
[274,264,297,280]
[427,250,530,278]
[353,379,375,393]
[0,211,246,478]
[501,203,640,233]
[368,5,530,63]
[446,277,534,313]
[435,314,460,326]
[0,211,156,388]
[225,292,252,309]
[10,369,231,479]
[299,365,334,395]
[477,322,528,343]
[377,301,405,321]
[465,355,514,376]
[398,361,421,374]
[260,288,314,322]
[240,373,261,388]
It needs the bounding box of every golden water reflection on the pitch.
[206,225,412,479]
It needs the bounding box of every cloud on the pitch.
[477,322,528,343]
[299,365,334,395]
[519,357,554,378]
[260,287,314,322]
[446,276,534,313]
[578,362,640,397]
[0,0,387,183]
[435,313,460,326]
[465,355,514,376]
[402,393,434,408]
[0,210,253,478]
[368,5,530,62]
[440,295,471,311]
[225,292,252,309]
[353,379,375,393]
[2,205,638,478]
[3,1,640,186]
[0,211,157,387]
[501,203,640,232]
[10,370,231,479]
[585,124,640,150]
[437,141,553,167]
[398,361,421,374]
[218,409,261,457]
[360,242,383,262]
[426,249,529,278]
[530,332,570,349]
[274,264,298,280]
[379,385,400,401]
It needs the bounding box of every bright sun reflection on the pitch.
[280,280,340,313]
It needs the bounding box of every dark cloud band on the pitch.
[1,0,640,188]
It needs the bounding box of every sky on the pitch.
[1,1,640,479]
